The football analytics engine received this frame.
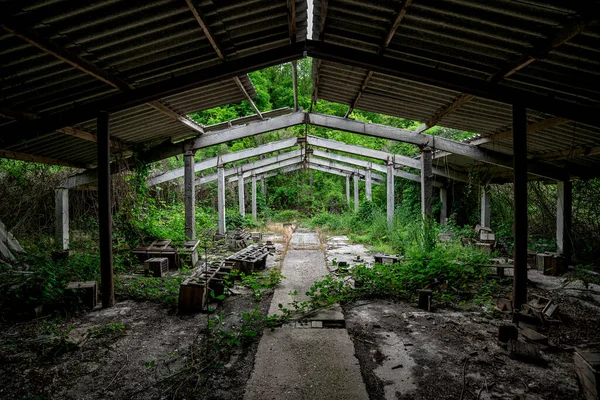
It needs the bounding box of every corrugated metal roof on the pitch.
[312,0,600,178]
[0,0,307,166]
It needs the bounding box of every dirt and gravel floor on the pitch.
[0,227,598,400]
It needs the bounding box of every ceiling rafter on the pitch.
[286,0,296,44]
[185,0,263,120]
[0,149,87,169]
[469,116,569,146]
[345,0,413,118]
[311,0,329,107]
[1,20,205,137]
[414,15,597,134]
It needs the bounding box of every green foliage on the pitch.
[114,275,185,306]
[233,269,284,301]
[89,321,127,337]
[270,209,304,222]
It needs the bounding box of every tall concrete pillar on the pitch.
[261,180,266,197]
[420,146,433,219]
[365,163,372,201]
[238,169,245,217]
[346,175,351,205]
[55,188,69,250]
[557,180,572,262]
[512,105,528,311]
[217,164,226,235]
[480,186,491,228]
[439,187,448,225]
[387,161,394,229]
[251,173,257,221]
[353,173,359,212]
[184,151,196,241]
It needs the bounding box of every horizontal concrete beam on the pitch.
[308,135,469,183]
[199,155,303,185]
[147,137,298,186]
[307,113,568,180]
[308,156,385,181]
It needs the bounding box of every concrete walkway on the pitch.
[244,229,369,400]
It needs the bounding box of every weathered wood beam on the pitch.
[305,41,600,128]
[1,20,205,138]
[345,0,412,118]
[531,144,600,161]
[0,43,305,148]
[414,16,597,133]
[185,0,225,61]
[291,61,299,111]
[287,0,297,44]
[57,127,130,151]
[469,116,569,146]
[147,101,204,134]
[0,149,85,168]
[233,77,263,119]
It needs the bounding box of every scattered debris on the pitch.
[521,326,549,345]
[495,298,513,313]
[498,325,518,343]
[65,281,97,309]
[574,348,600,400]
[507,339,545,365]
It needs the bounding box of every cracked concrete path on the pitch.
[244,230,369,400]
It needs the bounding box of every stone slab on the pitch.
[244,328,369,400]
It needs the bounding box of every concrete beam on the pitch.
[217,165,226,235]
[387,161,394,229]
[308,135,470,183]
[184,152,195,240]
[346,175,351,205]
[148,137,298,186]
[307,113,568,180]
[365,164,372,201]
[481,186,491,228]
[353,173,359,212]
[55,188,69,251]
[309,156,385,181]
[440,188,448,225]
[421,146,433,219]
[556,180,572,262]
[252,173,257,221]
[238,170,245,217]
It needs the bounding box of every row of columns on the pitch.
[57,109,573,311]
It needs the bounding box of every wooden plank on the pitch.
[0,149,85,168]
[185,0,225,61]
[57,126,130,151]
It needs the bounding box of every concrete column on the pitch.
[353,173,359,212]
[365,163,372,201]
[184,151,195,241]
[238,169,245,217]
[387,161,394,229]
[217,164,226,235]
[346,175,351,205]
[55,188,69,250]
[439,187,448,225]
[420,146,433,219]
[557,180,572,262]
[480,186,491,228]
[512,105,528,311]
[97,111,114,308]
[261,180,266,197]
[251,173,257,221]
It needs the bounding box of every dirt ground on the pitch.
[324,234,600,400]
[1,228,598,400]
[0,228,289,400]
